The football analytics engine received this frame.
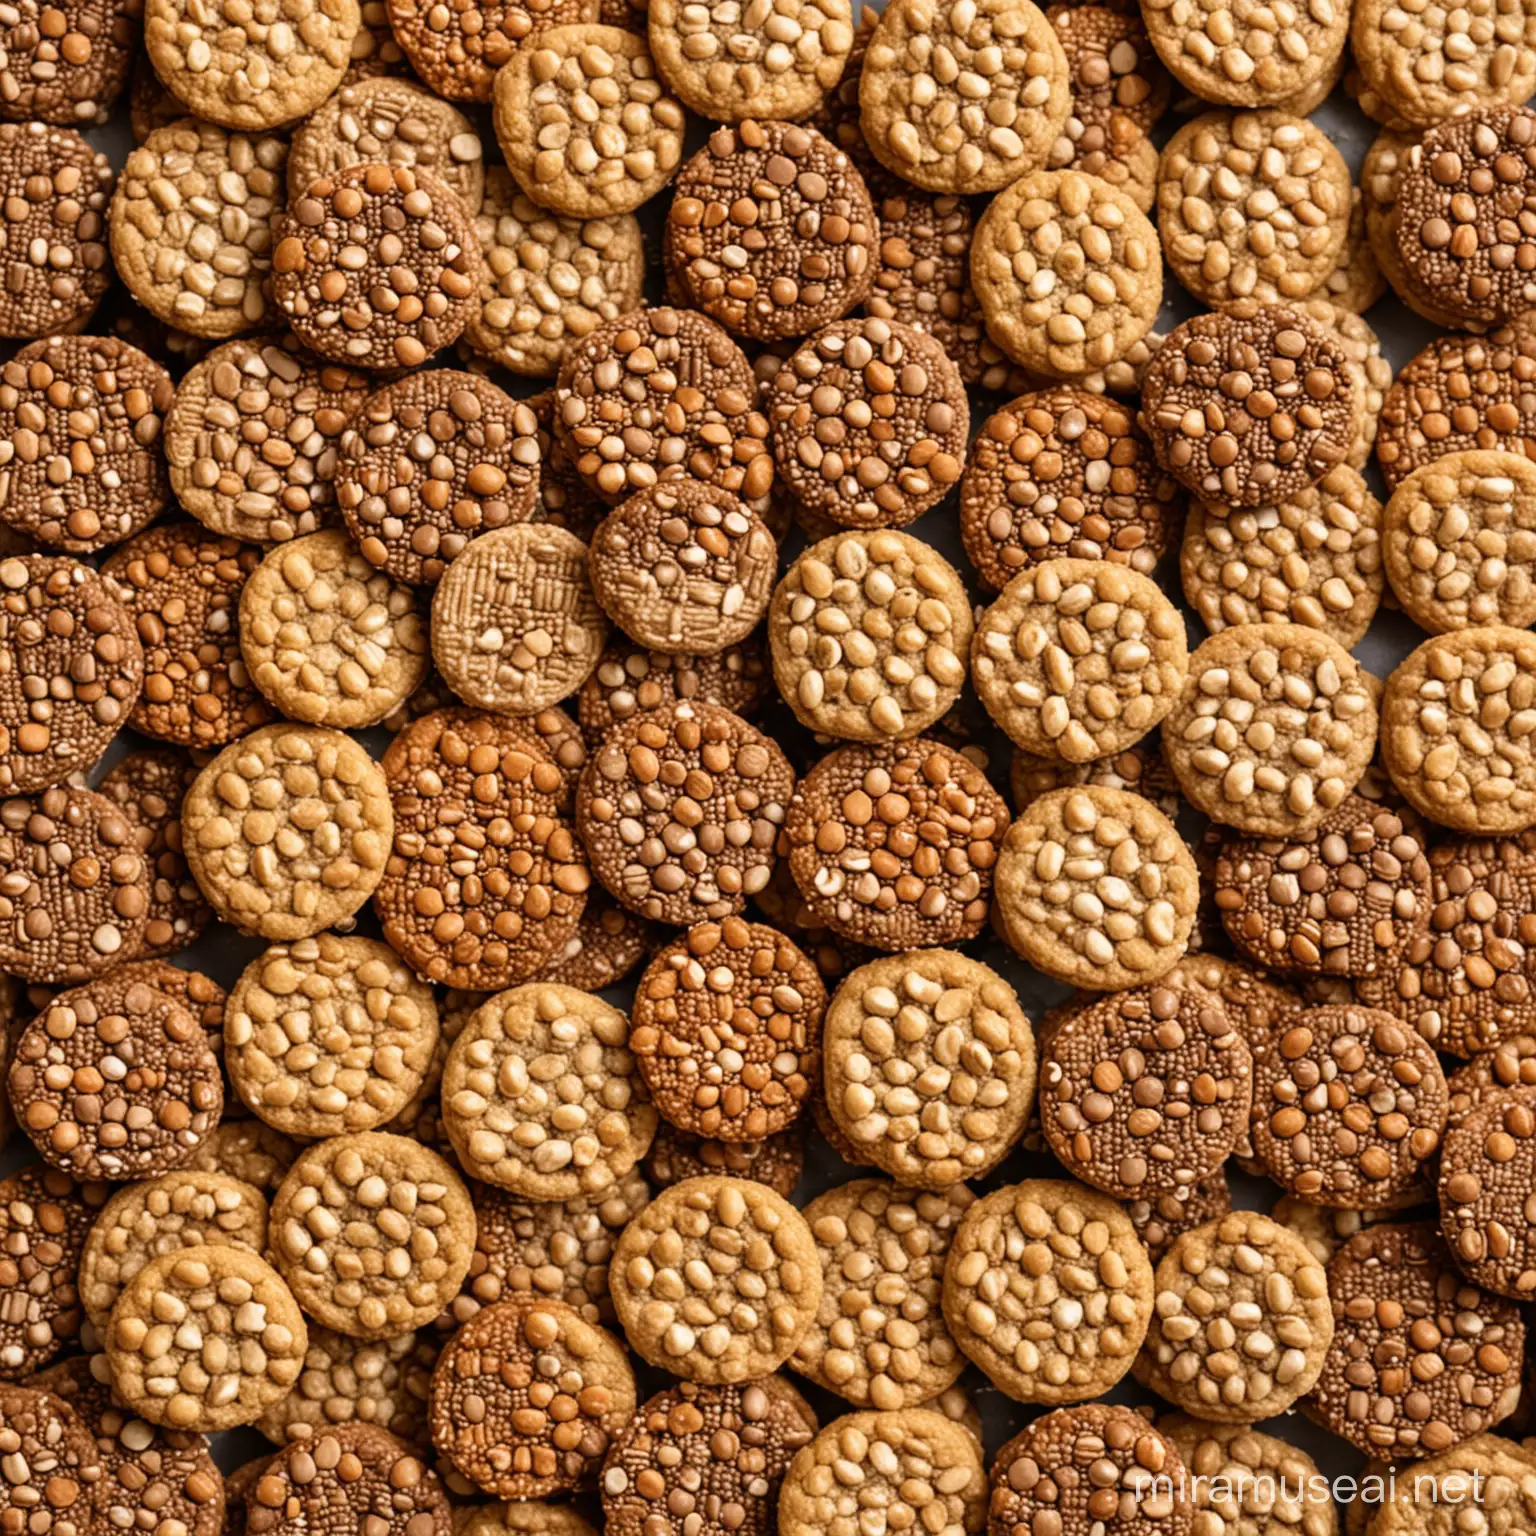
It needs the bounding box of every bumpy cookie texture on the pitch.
[602,1378,817,1536]
[1311,1221,1524,1457]
[996,786,1199,990]
[1382,627,1536,835]
[1369,1437,1536,1536]
[1158,1418,1338,1536]
[225,934,439,1138]
[960,390,1180,590]
[972,560,1187,764]
[110,121,288,338]
[942,1178,1152,1404]
[427,1295,637,1498]
[494,26,686,218]
[466,170,644,379]
[387,0,597,100]
[1383,450,1536,633]
[1128,1172,1233,1264]
[0,0,137,125]
[1447,1035,1536,1122]
[183,1120,302,1194]
[534,889,650,991]
[256,1325,437,1444]
[1164,624,1379,837]
[784,740,1007,952]
[182,724,393,941]
[1440,1087,1536,1296]
[1250,1005,1447,1207]
[0,1384,103,1536]
[647,1120,806,1195]
[858,0,1069,192]
[1142,305,1357,508]
[375,709,590,990]
[581,641,770,734]
[1136,1211,1333,1421]
[554,307,772,505]
[107,1244,307,1431]
[270,1132,475,1337]
[865,183,976,353]
[78,1170,268,1330]
[463,1508,597,1536]
[1179,465,1384,648]
[822,950,1036,1188]
[770,531,972,743]
[443,983,654,1199]
[973,169,1163,380]
[0,557,143,794]
[1013,736,1181,818]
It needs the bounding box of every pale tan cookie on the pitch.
[609,1175,821,1381]
[941,1178,1153,1404]
[1270,1195,1410,1264]
[972,169,1161,381]
[269,1132,475,1337]
[1157,110,1350,309]
[239,531,430,729]
[1323,189,1387,314]
[224,934,440,1138]
[441,982,657,1201]
[1367,1436,1536,1536]
[1164,624,1379,837]
[858,0,1070,194]
[182,1120,302,1195]
[971,558,1188,763]
[105,1243,307,1430]
[1010,736,1182,820]
[493,25,687,218]
[1158,1418,1339,1536]
[821,950,1036,1188]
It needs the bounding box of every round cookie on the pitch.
[864,183,978,354]
[493,25,686,218]
[460,1508,596,1536]
[239,530,429,728]
[1312,1222,1524,1457]
[373,708,590,990]
[610,1175,821,1381]
[0,1384,104,1536]
[769,530,972,743]
[1128,1172,1234,1265]
[783,739,1007,952]
[387,0,597,99]
[110,120,288,337]
[576,699,794,924]
[270,1132,475,1337]
[1136,1211,1332,1421]
[630,918,824,1142]
[1164,623,1379,837]
[589,480,776,656]
[182,725,391,940]
[442,982,655,1199]
[1298,297,1392,474]
[858,0,1070,193]
[822,949,1036,1188]
[426,1296,635,1497]
[534,890,652,991]
[1250,1005,1447,1207]
[1440,1086,1536,1296]
[1448,1036,1536,1122]
[0,556,143,794]
[106,1244,307,1431]
[971,559,1188,764]
[959,389,1181,591]
[465,169,644,379]
[1157,111,1350,309]
[1322,189,1387,313]
[580,639,769,735]
[79,1169,268,1330]
[182,1120,303,1195]
[430,524,605,714]
[1381,626,1536,834]
[224,934,438,1138]
[995,786,1199,989]
[1158,1418,1338,1536]
[973,168,1163,380]
[1179,464,1385,647]
[0,0,137,125]
[646,1120,806,1196]
[1011,734,1183,821]
[1368,1437,1536,1536]
[601,1378,818,1536]
[554,307,772,505]
[101,522,273,748]
[942,1178,1152,1404]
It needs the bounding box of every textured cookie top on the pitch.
[0,1383,104,1536]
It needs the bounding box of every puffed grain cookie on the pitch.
[535,890,653,992]
[941,1178,1152,1404]
[1128,1172,1234,1264]
[388,0,597,100]
[442,982,656,1200]
[646,1119,806,1197]
[1439,1086,1536,1296]
[0,0,138,126]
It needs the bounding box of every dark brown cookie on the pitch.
[1039,981,1254,1198]
[0,0,137,124]
[0,786,149,982]
[374,707,590,990]
[579,639,772,738]
[535,890,655,992]
[0,555,142,794]
[0,336,172,552]
[669,121,876,342]
[782,739,1008,952]
[112,959,227,1067]
[1310,1221,1523,1457]
[1140,303,1359,508]
[643,1118,806,1197]
[1447,1035,1536,1125]
[386,0,595,100]
[336,371,542,586]
[576,700,795,926]
[101,522,274,748]
[553,307,773,505]
[0,1382,104,1531]
[96,749,214,959]
[1251,1005,1447,1208]
[524,388,607,540]
[864,184,975,357]
[1440,1086,1536,1296]
[1127,1170,1233,1264]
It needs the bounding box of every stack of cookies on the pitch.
[1,0,1536,1530]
